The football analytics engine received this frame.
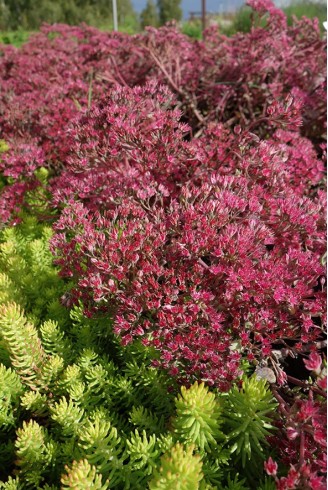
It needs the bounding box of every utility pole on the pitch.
[202,0,206,34]
[112,0,118,31]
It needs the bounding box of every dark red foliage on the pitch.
[140,0,326,139]
[49,80,326,484]
[0,24,141,220]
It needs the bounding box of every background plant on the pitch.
[0,0,137,31]
[0,0,325,223]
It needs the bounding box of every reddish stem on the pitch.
[299,429,305,467]
[287,375,327,399]
[272,388,289,417]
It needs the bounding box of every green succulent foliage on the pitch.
[108,376,137,412]
[59,364,86,404]
[0,364,23,429]
[20,390,48,418]
[61,459,110,489]
[0,440,15,478]
[40,354,65,391]
[0,272,23,308]
[51,397,85,438]
[69,303,105,352]
[15,420,58,487]
[123,360,175,417]
[77,416,124,483]
[257,478,276,490]
[40,319,72,361]
[126,429,159,473]
[0,302,278,489]
[201,449,231,487]
[156,433,174,454]
[218,474,248,490]
[222,376,278,467]
[0,142,9,193]
[0,216,69,326]
[149,443,203,490]
[129,405,165,435]
[25,167,53,216]
[0,477,22,490]
[0,303,48,390]
[81,359,114,408]
[0,140,9,153]
[173,382,224,451]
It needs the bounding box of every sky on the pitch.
[131,0,289,18]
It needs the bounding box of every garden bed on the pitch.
[0,0,326,488]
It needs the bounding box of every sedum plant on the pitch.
[0,214,69,327]
[0,0,325,222]
[222,377,278,467]
[61,459,109,489]
[173,382,223,451]
[0,364,23,428]
[0,301,278,488]
[148,444,203,490]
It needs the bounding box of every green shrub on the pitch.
[284,0,326,28]
[181,21,202,39]
[0,31,30,47]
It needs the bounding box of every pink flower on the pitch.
[309,476,326,490]
[304,352,322,375]
[276,369,287,386]
[298,401,318,421]
[264,457,278,476]
[286,426,299,441]
[317,376,327,390]
[285,466,299,488]
[314,429,327,448]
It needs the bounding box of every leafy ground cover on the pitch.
[0,0,326,488]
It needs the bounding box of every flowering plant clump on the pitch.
[50,80,326,484]
[0,0,326,221]
[51,83,325,383]
[0,0,326,487]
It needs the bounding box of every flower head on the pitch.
[264,457,278,476]
[304,352,322,375]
